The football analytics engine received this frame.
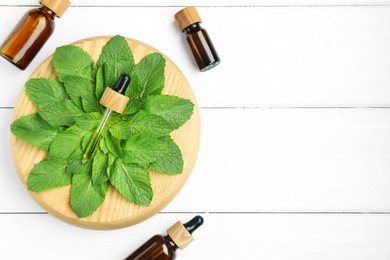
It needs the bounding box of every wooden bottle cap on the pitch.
[99,87,130,113]
[167,221,194,250]
[40,0,71,17]
[174,6,202,31]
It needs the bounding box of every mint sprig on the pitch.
[11,35,194,218]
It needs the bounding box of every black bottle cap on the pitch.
[183,215,204,234]
[113,74,131,95]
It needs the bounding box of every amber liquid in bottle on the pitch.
[125,216,204,260]
[126,235,178,260]
[184,23,220,72]
[0,7,55,70]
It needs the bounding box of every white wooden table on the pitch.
[1,0,390,259]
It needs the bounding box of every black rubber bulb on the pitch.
[113,73,131,95]
[183,215,204,234]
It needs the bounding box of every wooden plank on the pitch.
[2,0,390,7]
[3,108,390,213]
[1,7,390,107]
[0,213,389,259]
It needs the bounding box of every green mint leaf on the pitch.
[122,135,168,165]
[62,76,100,112]
[39,100,84,127]
[130,53,165,97]
[25,78,68,108]
[95,65,105,100]
[82,95,101,113]
[97,35,134,87]
[127,110,173,136]
[150,136,184,175]
[81,131,94,151]
[49,125,87,159]
[11,113,61,151]
[70,172,108,218]
[104,133,123,158]
[123,98,145,115]
[109,121,132,140]
[110,110,173,140]
[122,74,145,115]
[67,148,92,175]
[92,149,109,185]
[53,45,95,82]
[100,138,109,154]
[106,153,116,178]
[144,95,194,129]
[27,156,70,192]
[75,112,101,130]
[109,159,152,205]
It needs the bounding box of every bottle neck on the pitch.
[40,6,56,19]
[183,22,201,34]
[164,235,178,252]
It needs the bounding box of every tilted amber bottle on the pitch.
[174,6,220,72]
[0,0,70,70]
[125,216,204,260]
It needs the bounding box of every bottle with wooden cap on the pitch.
[174,6,220,72]
[125,215,204,260]
[0,0,71,70]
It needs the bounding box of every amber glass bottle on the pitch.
[0,0,70,70]
[125,216,204,260]
[174,6,220,72]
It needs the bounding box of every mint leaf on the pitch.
[81,131,94,152]
[70,172,108,218]
[82,95,101,113]
[122,135,167,165]
[109,121,132,140]
[95,65,105,100]
[27,156,70,192]
[122,98,145,115]
[127,110,173,136]
[106,153,116,178]
[53,45,95,82]
[104,133,123,158]
[97,35,134,87]
[110,110,173,139]
[50,125,86,158]
[62,76,100,112]
[11,113,61,151]
[92,149,109,185]
[130,53,165,97]
[39,100,84,127]
[25,78,68,108]
[150,136,184,175]
[110,159,152,205]
[123,75,145,115]
[75,112,101,130]
[100,138,109,154]
[67,148,92,175]
[144,95,194,129]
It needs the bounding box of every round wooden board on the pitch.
[10,36,201,230]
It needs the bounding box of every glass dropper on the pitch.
[82,74,131,163]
